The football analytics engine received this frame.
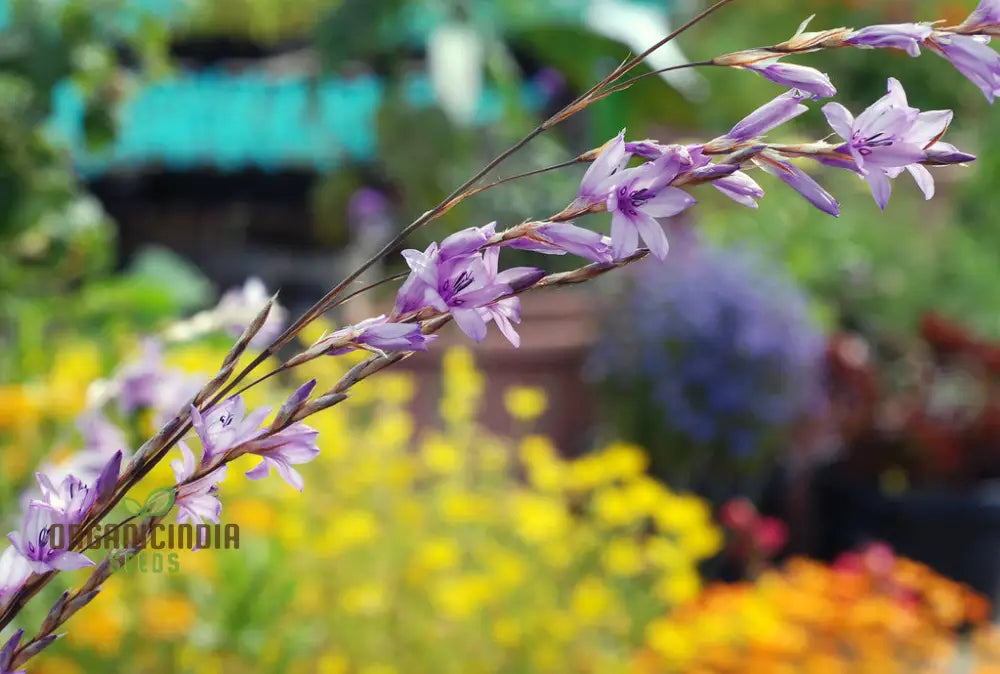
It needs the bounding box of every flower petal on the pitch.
[821,102,855,140]
[632,212,670,261]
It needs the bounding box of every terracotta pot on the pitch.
[397,288,598,453]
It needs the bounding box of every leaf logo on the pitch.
[122,488,176,518]
[145,487,176,517]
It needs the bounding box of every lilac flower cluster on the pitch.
[590,237,824,462]
[0,346,322,613]
[393,222,547,345]
[723,0,1000,104]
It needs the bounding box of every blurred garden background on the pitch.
[5,0,1000,671]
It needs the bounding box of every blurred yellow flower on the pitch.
[485,548,528,590]
[512,493,569,543]
[600,442,648,480]
[519,435,565,492]
[340,582,387,615]
[359,665,398,674]
[0,385,41,431]
[30,656,85,674]
[678,525,723,558]
[431,573,495,619]
[0,440,31,482]
[646,618,695,663]
[652,494,712,533]
[571,576,616,623]
[504,385,548,421]
[369,410,413,447]
[492,617,523,647]
[227,498,276,534]
[377,373,416,406]
[141,594,196,640]
[439,489,496,524]
[601,538,645,576]
[66,592,125,654]
[654,568,701,605]
[324,510,380,555]
[317,653,350,674]
[593,486,637,527]
[420,434,464,475]
[410,537,462,574]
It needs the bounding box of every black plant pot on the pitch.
[812,462,1000,603]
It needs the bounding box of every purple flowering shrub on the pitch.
[591,235,825,487]
[5,0,1000,668]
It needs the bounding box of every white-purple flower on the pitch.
[506,221,613,263]
[0,547,32,607]
[325,315,434,356]
[215,277,288,347]
[576,130,630,207]
[32,474,96,526]
[437,222,497,260]
[604,151,697,260]
[928,33,1000,102]
[8,504,93,573]
[190,396,270,464]
[394,244,512,342]
[117,339,164,414]
[114,341,202,424]
[723,89,810,143]
[712,171,765,209]
[244,423,321,492]
[755,152,840,216]
[745,60,837,98]
[77,412,127,458]
[823,78,957,208]
[844,24,933,57]
[474,247,544,348]
[961,0,1000,35]
[171,442,227,526]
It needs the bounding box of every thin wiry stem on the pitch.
[193,0,738,406]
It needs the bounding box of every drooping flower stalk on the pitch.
[1,1,998,668]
